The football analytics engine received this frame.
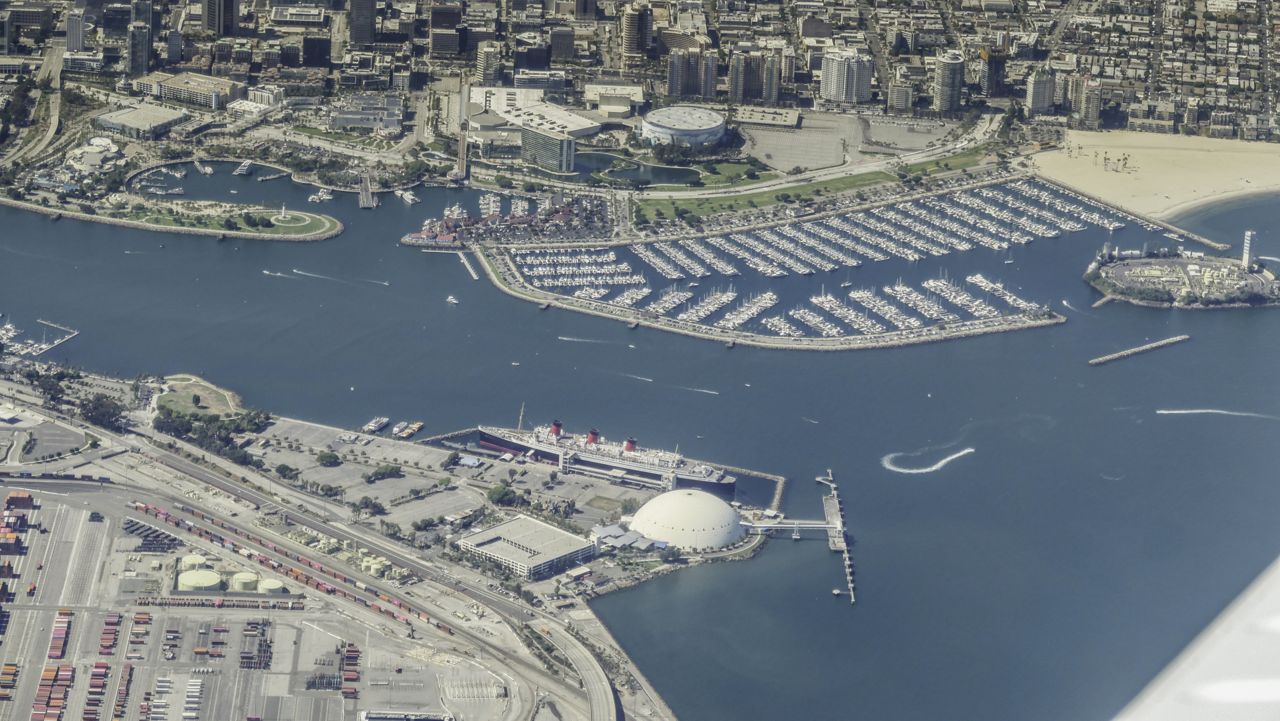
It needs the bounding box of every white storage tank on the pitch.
[229,572,259,592]
[176,569,223,592]
[178,554,207,571]
[259,579,287,594]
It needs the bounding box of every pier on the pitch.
[457,251,480,281]
[358,176,378,209]
[744,470,854,603]
[1089,334,1190,366]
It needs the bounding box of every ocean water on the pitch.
[1,173,1278,721]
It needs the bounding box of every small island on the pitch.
[1085,236,1280,308]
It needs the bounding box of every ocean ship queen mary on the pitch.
[478,421,734,493]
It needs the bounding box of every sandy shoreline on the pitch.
[1033,130,1280,221]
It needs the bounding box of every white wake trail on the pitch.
[1156,409,1280,421]
[881,447,976,474]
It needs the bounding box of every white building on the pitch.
[458,515,595,579]
[932,50,965,112]
[1025,68,1054,117]
[819,47,874,104]
[628,490,744,551]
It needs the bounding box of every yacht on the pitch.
[446,295,459,304]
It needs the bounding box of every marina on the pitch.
[0,318,79,357]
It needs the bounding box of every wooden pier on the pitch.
[1089,334,1190,366]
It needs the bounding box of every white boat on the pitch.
[446,295,459,304]
[832,589,842,596]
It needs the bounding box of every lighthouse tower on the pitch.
[1242,230,1255,269]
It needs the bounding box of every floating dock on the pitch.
[1089,334,1190,366]
[457,252,480,281]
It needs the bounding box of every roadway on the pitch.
[531,620,618,721]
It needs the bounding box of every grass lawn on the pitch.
[637,170,897,220]
[698,161,780,188]
[121,207,339,236]
[585,496,623,513]
[903,146,990,176]
[158,374,242,416]
[293,126,394,151]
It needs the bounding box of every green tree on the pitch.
[317,451,341,467]
[81,394,126,431]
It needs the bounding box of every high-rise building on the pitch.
[762,53,782,104]
[819,47,873,104]
[549,26,575,61]
[728,50,764,104]
[0,12,14,55]
[887,82,914,113]
[476,40,502,84]
[978,47,1006,97]
[66,7,86,52]
[126,21,151,76]
[1025,67,1054,117]
[932,49,965,112]
[574,0,596,20]
[349,0,375,45]
[620,2,652,61]
[666,48,716,99]
[166,29,183,64]
[520,126,574,172]
[1076,76,1102,129]
[203,0,238,37]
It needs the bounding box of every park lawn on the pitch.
[119,207,337,236]
[637,170,897,220]
[903,146,990,176]
[293,126,392,150]
[699,161,780,188]
[159,374,242,416]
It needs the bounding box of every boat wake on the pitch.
[557,336,612,344]
[363,279,391,287]
[1156,408,1280,421]
[618,373,654,383]
[676,386,720,396]
[292,268,350,283]
[880,447,975,474]
[1061,299,1086,313]
[123,250,146,255]
[801,417,820,424]
[262,270,293,279]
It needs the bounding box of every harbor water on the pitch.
[2,172,1279,721]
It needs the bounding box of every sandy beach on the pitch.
[1033,130,1280,220]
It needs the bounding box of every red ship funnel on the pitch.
[550,420,563,437]
[586,429,600,444]
[623,438,636,452]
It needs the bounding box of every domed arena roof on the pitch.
[629,490,744,551]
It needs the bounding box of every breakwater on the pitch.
[1089,335,1191,365]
